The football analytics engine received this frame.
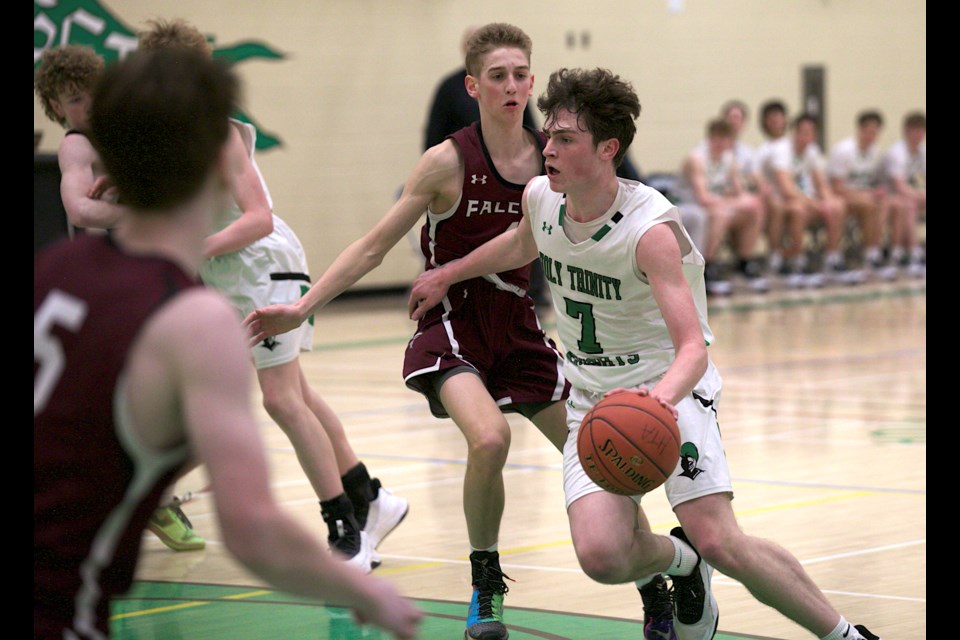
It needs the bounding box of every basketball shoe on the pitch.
[465,550,512,640]
[148,496,205,551]
[639,574,677,640]
[853,623,881,639]
[364,479,409,550]
[321,494,376,574]
[669,527,719,640]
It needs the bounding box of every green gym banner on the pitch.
[33,0,286,151]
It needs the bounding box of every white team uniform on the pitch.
[883,139,926,192]
[754,135,794,200]
[525,176,733,510]
[673,141,737,253]
[732,139,758,190]
[790,142,827,198]
[199,119,313,369]
[827,137,885,189]
[675,141,738,202]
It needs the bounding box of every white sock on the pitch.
[665,534,699,577]
[824,250,843,267]
[820,616,865,640]
[470,543,498,554]
[890,246,906,263]
[910,246,924,262]
[864,246,882,263]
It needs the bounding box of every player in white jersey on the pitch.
[783,113,853,286]
[754,100,808,282]
[408,68,882,640]
[827,110,894,280]
[883,111,926,278]
[673,118,768,295]
[720,100,762,194]
[136,18,408,573]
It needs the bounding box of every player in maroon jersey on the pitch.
[244,23,570,640]
[34,47,421,640]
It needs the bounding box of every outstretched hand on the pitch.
[351,578,423,639]
[407,268,453,321]
[241,304,305,347]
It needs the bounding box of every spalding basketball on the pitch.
[577,391,681,495]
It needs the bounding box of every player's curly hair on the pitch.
[138,17,212,57]
[34,45,104,128]
[537,67,641,168]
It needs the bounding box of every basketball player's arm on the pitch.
[635,223,708,410]
[728,161,748,197]
[887,154,926,208]
[686,155,720,209]
[407,186,539,320]
[774,167,803,202]
[58,134,129,229]
[242,142,461,344]
[202,126,274,259]
[150,293,422,638]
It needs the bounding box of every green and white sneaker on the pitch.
[465,550,512,640]
[148,496,205,552]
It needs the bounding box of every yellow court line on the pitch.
[111,589,273,621]
[377,489,878,575]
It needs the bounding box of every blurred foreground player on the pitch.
[34,48,421,640]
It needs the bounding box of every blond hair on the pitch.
[138,17,212,57]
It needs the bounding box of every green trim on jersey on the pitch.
[558,198,625,242]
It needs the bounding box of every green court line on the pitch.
[112,580,780,639]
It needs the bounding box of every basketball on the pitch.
[577,391,681,495]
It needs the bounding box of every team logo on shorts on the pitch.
[261,337,279,351]
[407,332,423,350]
[678,442,704,480]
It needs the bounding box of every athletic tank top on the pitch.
[34,234,197,638]
[420,121,546,295]
[526,176,716,393]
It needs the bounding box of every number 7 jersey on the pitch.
[526,175,716,393]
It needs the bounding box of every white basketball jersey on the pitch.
[527,176,717,394]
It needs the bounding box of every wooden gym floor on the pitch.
[124,276,926,640]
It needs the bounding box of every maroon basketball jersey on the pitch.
[419,121,546,292]
[34,234,200,638]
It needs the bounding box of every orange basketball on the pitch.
[577,391,681,495]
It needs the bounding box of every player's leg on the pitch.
[258,359,374,572]
[782,199,817,288]
[439,370,512,549]
[763,194,787,273]
[568,492,672,582]
[438,370,514,640]
[671,385,879,640]
[298,371,409,550]
[702,204,735,296]
[564,386,700,640]
[675,493,873,639]
[729,194,769,292]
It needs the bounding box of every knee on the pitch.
[261,388,299,426]
[685,528,742,575]
[577,542,628,584]
[466,429,511,468]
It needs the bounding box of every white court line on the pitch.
[370,540,927,604]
